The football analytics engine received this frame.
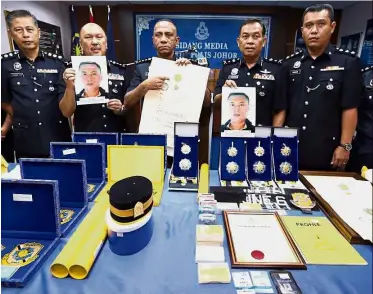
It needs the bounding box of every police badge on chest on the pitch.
[228,68,239,80]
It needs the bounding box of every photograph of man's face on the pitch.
[221,87,256,135]
[79,62,102,97]
[228,93,249,128]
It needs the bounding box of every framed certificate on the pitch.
[223,211,306,269]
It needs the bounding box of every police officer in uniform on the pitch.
[124,19,211,110]
[348,65,373,172]
[1,10,71,160]
[60,23,128,133]
[214,18,285,127]
[281,4,362,171]
[124,19,211,167]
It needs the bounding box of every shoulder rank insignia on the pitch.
[109,60,126,68]
[1,51,19,60]
[135,58,152,65]
[285,50,303,60]
[362,65,373,73]
[2,242,44,267]
[335,47,356,56]
[60,209,75,225]
[263,57,281,64]
[43,51,64,61]
[223,58,240,65]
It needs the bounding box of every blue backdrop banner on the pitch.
[135,14,271,68]
[360,18,373,67]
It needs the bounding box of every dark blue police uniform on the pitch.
[1,109,14,163]
[65,60,129,133]
[214,57,285,127]
[348,65,373,172]
[281,45,362,170]
[1,50,71,159]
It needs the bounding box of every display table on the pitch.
[2,170,372,294]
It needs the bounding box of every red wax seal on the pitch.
[251,250,265,260]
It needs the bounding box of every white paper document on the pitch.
[138,57,210,156]
[305,175,373,242]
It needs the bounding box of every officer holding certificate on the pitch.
[214,18,285,128]
[60,23,129,133]
[124,19,211,110]
[1,10,71,160]
[280,4,362,170]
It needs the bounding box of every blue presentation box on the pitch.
[50,142,106,201]
[73,132,119,167]
[219,137,247,182]
[1,179,61,288]
[19,158,88,237]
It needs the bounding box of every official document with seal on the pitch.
[138,57,210,156]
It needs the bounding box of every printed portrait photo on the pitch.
[221,87,256,135]
[71,56,109,104]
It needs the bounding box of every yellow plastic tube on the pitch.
[198,163,210,194]
[68,215,108,279]
[50,201,108,278]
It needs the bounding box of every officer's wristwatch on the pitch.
[339,143,352,152]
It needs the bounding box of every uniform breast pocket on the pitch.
[256,80,275,98]
[10,77,28,90]
[38,73,59,92]
[319,71,342,93]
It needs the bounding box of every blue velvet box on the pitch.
[219,137,247,181]
[172,135,199,178]
[272,128,299,181]
[50,142,105,201]
[120,133,167,177]
[1,179,61,288]
[19,159,88,237]
[72,132,119,167]
[246,137,272,181]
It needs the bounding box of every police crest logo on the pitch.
[2,242,44,267]
[195,21,209,41]
[133,202,145,218]
[13,62,22,71]
[293,61,301,69]
[60,209,75,225]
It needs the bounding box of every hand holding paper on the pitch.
[144,76,170,91]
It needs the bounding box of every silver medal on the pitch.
[253,161,266,174]
[280,143,291,156]
[226,161,239,174]
[181,143,191,155]
[254,141,265,157]
[227,142,238,157]
[179,158,192,171]
[280,161,292,175]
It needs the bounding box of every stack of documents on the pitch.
[305,176,372,242]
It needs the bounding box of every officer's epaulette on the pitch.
[1,51,19,60]
[362,65,373,73]
[335,47,356,56]
[223,58,240,66]
[284,50,303,60]
[42,51,64,62]
[263,57,281,64]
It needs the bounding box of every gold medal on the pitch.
[254,141,265,157]
[2,242,44,267]
[227,142,238,157]
[253,161,266,174]
[280,161,292,175]
[226,161,239,174]
[280,143,291,157]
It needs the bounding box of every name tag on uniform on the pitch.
[228,75,239,79]
[320,66,344,71]
[108,73,124,81]
[290,69,301,75]
[253,73,275,80]
[37,69,58,74]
